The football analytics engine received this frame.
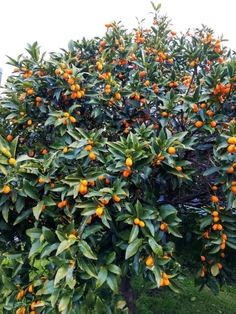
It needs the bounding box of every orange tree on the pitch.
[0,3,236,313]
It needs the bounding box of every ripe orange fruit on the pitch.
[114,92,122,100]
[217,262,223,270]
[217,224,223,231]
[27,119,33,126]
[122,168,132,177]
[139,220,145,228]
[145,255,154,267]
[134,218,140,225]
[6,134,13,142]
[211,195,219,203]
[221,234,228,241]
[63,147,68,153]
[231,186,236,194]
[89,151,96,160]
[79,184,88,195]
[220,243,226,250]
[210,121,217,128]
[226,166,234,174]
[113,194,121,202]
[41,149,48,155]
[125,157,133,167]
[227,145,236,153]
[8,157,16,166]
[38,177,45,184]
[212,211,219,217]
[167,147,176,155]
[160,222,168,231]
[175,166,182,172]
[213,216,219,223]
[2,185,11,194]
[16,306,26,314]
[227,137,236,144]
[69,116,76,123]
[161,111,168,118]
[100,198,109,205]
[195,121,204,128]
[81,180,88,186]
[28,284,33,293]
[84,144,93,151]
[96,206,104,217]
[35,96,41,102]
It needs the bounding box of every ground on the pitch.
[135,276,236,314]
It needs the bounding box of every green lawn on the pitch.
[135,277,236,314]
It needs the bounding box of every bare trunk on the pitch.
[120,276,136,314]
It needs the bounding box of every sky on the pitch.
[0,0,235,83]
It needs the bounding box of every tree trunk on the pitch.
[120,276,136,314]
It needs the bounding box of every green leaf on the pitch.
[148,238,163,256]
[108,264,122,276]
[96,267,108,288]
[32,201,44,220]
[58,294,70,312]
[159,204,176,220]
[13,209,31,225]
[125,238,142,259]
[54,266,69,286]
[129,225,139,243]
[23,180,39,201]
[56,239,76,256]
[79,240,97,260]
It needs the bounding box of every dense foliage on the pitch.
[0,3,236,313]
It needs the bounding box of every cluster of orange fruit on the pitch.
[84,140,96,161]
[134,217,145,228]
[135,31,145,44]
[227,137,236,154]
[19,67,33,79]
[211,210,223,231]
[122,157,133,177]
[55,65,85,100]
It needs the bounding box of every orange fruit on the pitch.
[145,255,154,267]
[2,185,11,194]
[84,144,93,151]
[210,121,217,128]
[38,177,45,184]
[69,116,76,123]
[125,157,133,167]
[27,119,33,126]
[175,166,182,172]
[113,194,121,202]
[227,145,236,153]
[89,151,96,160]
[96,206,104,217]
[226,166,234,174]
[79,184,88,195]
[6,134,13,142]
[195,121,204,128]
[231,186,236,194]
[227,137,236,144]
[8,157,16,166]
[212,211,219,217]
[167,147,176,155]
[134,218,140,225]
[81,180,88,186]
[211,195,219,203]
[139,220,145,228]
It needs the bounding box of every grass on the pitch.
[134,276,236,314]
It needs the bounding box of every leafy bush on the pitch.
[0,3,236,313]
